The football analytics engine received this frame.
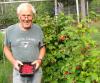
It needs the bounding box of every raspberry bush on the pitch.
[36,13,100,83]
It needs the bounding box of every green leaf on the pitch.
[85,77,91,83]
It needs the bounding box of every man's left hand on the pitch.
[31,59,42,70]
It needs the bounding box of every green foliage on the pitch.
[89,0,100,14]
[0,61,12,83]
[0,15,18,26]
[0,3,18,27]
[35,1,54,16]
[36,13,100,83]
[89,11,100,22]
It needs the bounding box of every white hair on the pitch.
[17,3,36,16]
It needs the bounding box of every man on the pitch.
[3,3,46,83]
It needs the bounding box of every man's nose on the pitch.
[25,16,28,20]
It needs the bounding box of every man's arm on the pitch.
[3,46,23,70]
[32,46,46,69]
[38,46,46,60]
[4,46,16,64]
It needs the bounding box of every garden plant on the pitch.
[36,13,100,83]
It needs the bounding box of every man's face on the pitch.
[18,7,33,29]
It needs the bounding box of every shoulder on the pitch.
[32,24,41,29]
[6,24,18,33]
[32,24,42,32]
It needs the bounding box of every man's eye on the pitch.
[22,15,25,16]
[22,15,31,17]
[22,15,25,17]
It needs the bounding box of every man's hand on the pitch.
[31,60,42,70]
[13,60,23,71]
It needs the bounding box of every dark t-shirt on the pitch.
[4,23,44,62]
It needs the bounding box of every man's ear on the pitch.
[17,13,20,20]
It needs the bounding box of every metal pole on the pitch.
[86,0,89,16]
[54,0,58,16]
[76,0,80,23]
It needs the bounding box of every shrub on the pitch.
[36,13,99,83]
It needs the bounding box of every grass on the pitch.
[0,32,13,83]
[0,60,12,83]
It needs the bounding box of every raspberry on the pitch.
[20,62,36,76]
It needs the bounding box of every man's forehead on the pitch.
[19,8,33,14]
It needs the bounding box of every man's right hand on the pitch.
[13,60,23,71]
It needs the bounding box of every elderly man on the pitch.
[4,3,46,83]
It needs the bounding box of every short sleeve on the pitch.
[4,29,11,47]
[39,28,45,48]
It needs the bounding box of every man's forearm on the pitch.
[3,46,16,65]
[38,46,46,60]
